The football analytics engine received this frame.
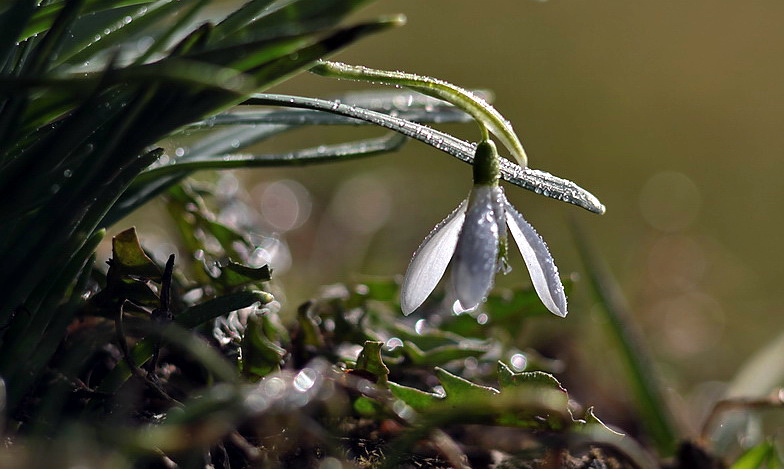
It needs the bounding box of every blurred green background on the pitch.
[122,0,784,431]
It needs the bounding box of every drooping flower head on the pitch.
[400,140,567,317]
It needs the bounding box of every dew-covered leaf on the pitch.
[21,1,156,41]
[56,1,191,67]
[195,104,473,127]
[106,133,406,226]
[248,93,605,214]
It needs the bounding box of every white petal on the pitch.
[400,200,468,315]
[505,201,568,317]
[452,185,499,311]
[490,186,507,241]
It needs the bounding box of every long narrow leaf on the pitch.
[21,1,157,41]
[56,0,191,67]
[10,252,97,413]
[242,16,405,92]
[144,132,406,175]
[0,229,105,380]
[210,0,278,42]
[132,0,210,65]
[247,93,606,214]
[25,0,87,76]
[0,147,161,321]
[102,133,406,227]
[571,219,679,456]
[0,58,261,96]
[191,106,473,127]
[0,0,37,68]
[211,0,375,46]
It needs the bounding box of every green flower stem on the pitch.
[310,60,527,167]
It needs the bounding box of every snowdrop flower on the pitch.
[400,140,567,317]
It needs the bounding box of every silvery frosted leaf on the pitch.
[247,94,605,214]
[504,201,567,317]
[452,185,499,311]
[400,200,468,315]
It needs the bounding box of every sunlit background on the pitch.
[119,0,784,433]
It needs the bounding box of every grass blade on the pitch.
[571,219,679,456]
[132,0,210,65]
[56,0,191,67]
[211,0,375,45]
[21,0,156,41]
[0,0,37,68]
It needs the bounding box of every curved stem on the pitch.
[310,60,527,167]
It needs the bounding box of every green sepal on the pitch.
[472,139,500,186]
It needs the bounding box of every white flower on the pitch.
[400,184,567,317]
